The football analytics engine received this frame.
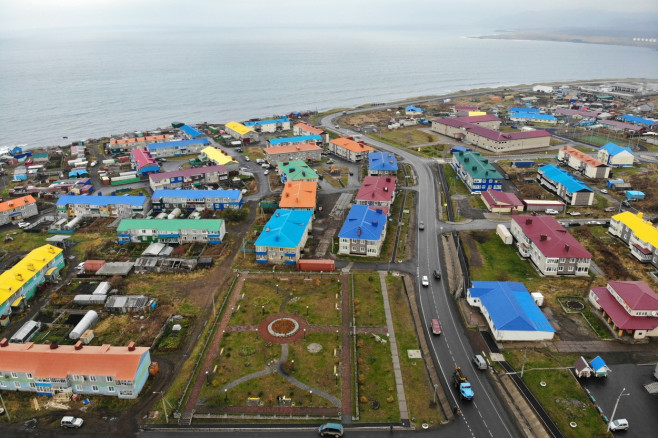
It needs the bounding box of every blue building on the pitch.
[255,209,313,265]
[619,114,657,128]
[146,138,210,158]
[466,281,555,341]
[452,151,503,194]
[537,164,594,206]
[151,189,243,211]
[180,124,206,139]
[509,112,557,124]
[509,107,540,114]
[368,152,398,176]
[268,135,323,147]
[244,116,291,133]
[56,195,151,218]
[338,204,387,257]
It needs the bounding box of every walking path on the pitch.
[339,273,353,424]
[378,271,409,424]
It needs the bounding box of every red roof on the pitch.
[294,122,325,136]
[608,281,658,311]
[457,115,500,123]
[481,190,522,208]
[264,143,322,155]
[454,106,479,111]
[591,286,658,330]
[601,120,643,131]
[512,215,592,258]
[560,146,607,167]
[130,148,157,168]
[356,176,396,203]
[433,117,551,141]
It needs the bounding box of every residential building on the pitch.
[0,195,38,226]
[56,195,151,219]
[151,189,243,211]
[452,105,479,116]
[405,105,424,116]
[600,120,645,134]
[0,341,151,399]
[452,151,503,194]
[537,164,594,206]
[338,204,387,257]
[597,142,635,167]
[355,176,396,213]
[179,124,206,139]
[148,165,228,191]
[454,114,502,129]
[589,281,658,339]
[146,138,211,158]
[0,245,65,319]
[117,219,226,245]
[267,135,323,148]
[254,209,313,264]
[466,281,555,341]
[328,137,375,162]
[277,160,318,183]
[480,190,523,214]
[263,143,322,163]
[368,152,398,176]
[107,134,174,154]
[510,215,592,276]
[552,108,600,120]
[557,146,610,179]
[293,122,329,144]
[130,149,159,176]
[244,116,291,133]
[618,114,657,127]
[608,211,658,268]
[200,147,238,171]
[508,112,557,125]
[224,121,258,143]
[278,181,317,211]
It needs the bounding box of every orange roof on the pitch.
[330,137,375,153]
[110,134,172,145]
[560,146,607,167]
[0,342,149,380]
[0,195,36,213]
[279,181,317,209]
[294,122,325,136]
[264,143,322,155]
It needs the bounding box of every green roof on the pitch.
[454,151,502,179]
[277,160,318,181]
[117,218,224,232]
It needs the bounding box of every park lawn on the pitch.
[0,230,50,252]
[286,332,342,399]
[226,371,330,408]
[356,334,399,422]
[468,195,487,211]
[286,279,342,326]
[243,146,265,160]
[387,274,444,427]
[443,164,471,196]
[504,349,608,438]
[353,273,387,327]
[414,144,446,158]
[229,278,289,325]
[373,128,438,147]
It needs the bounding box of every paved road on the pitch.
[320,112,518,437]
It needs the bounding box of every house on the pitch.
[263,143,322,163]
[107,134,174,154]
[533,85,554,93]
[589,356,611,377]
[0,195,38,226]
[466,281,555,341]
[368,152,398,176]
[608,211,658,268]
[146,138,210,158]
[405,105,424,116]
[200,147,238,171]
[453,105,479,116]
[480,190,523,214]
[522,199,566,213]
[597,142,635,167]
[508,112,557,125]
[557,146,610,179]
[117,219,226,245]
[151,189,243,211]
[130,149,160,176]
[278,181,317,211]
[552,108,600,121]
[452,151,503,194]
[338,204,387,257]
[244,116,291,133]
[277,160,319,183]
[589,281,658,339]
[574,357,593,378]
[224,121,258,143]
[355,176,396,213]
[56,195,151,219]
[254,209,313,265]
[455,114,502,129]
[537,165,594,206]
[267,135,323,148]
[293,122,329,144]
[327,137,375,162]
[179,124,206,139]
[619,114,657,128]
[600,120,645,135]
[510,215,592,276]
[0,245,65,320]
[0,341,151,399]
[148,165,228,191]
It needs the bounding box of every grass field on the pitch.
[443,164,471,196]
[372,128,438,148]
[353,273,387,327]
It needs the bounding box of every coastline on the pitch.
[476,33,657,50]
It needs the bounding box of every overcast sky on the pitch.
[1,0,657,33]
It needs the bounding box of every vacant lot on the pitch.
[372,128,438,148]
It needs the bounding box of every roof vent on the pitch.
[386,177,391,182]
[0,338,8,347]
[540,234,547,241]
[384,187,388,192]
[128,341,136,351]
[372,220,378,226]
[276,212,280,217]
[74,341,83,350]
[266,227,270,232]
[7,202,13,207]
[357,227,362,236]
[50,342,59,350]
[376,208,383,214]
[526,218,533,225]
[565,244,570,252]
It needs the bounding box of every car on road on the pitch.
[90,161,97,167]
[431,318,442,335]
[608,418,629,431]
[600,189,608,194]
[604,206,617,212]
[349,171,354,176]
[569,211,581,216]
[264,170,269,175]
[545,209,559,215]
[244,157,250,161]
[419,221,425,230]
[61,416,84,428]
[17,222,31,229]
[236,148,243,153]
[433,270,441,280]
[472,354,488,370]
[421,276,429,287]
[622,200,631,208]
[318,422,343,437]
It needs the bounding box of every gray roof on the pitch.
[95,262,134,276]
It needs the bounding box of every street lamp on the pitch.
[309,390,313,403]
[153,391,168,423]
[261,305,265,315]
[224,388,228,402]
[205,371,209,383]
[608,387,630,430]
[276,284,279,294]
[306,305,309,316]
[433,384,438,405]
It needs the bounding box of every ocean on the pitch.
[0,27,656,149]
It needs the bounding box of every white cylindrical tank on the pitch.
[65,216,82,230]
[69,310,99,339]
[156,212,168,219]
[168,208,181,219]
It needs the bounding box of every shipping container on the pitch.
[84,260,107,273]
[297,259,335,272]
[496,224,513,245]
[511,161,535,168]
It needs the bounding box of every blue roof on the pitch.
[619,114,656,126]
[180,125,206,138]
[369,152,398,172]
[538,165,592,193]
[269,135,322,146]
[510,107,540,113]
[406,105,424,112]
[254,209,313,249]
[468,282,555,333]
[147,138,210,150]
[244,117,290,127]
[152,189,242,200]
[599,142,634,156]
[338,204,387,241]
[56,194,148,207]
[589,356,609,372]
[510,112,556,121]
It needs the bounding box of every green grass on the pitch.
[468,195,487,210]
[353,273,387,327]
[465,231,539,282]
[286,332,343,399]
[372,129,438,148]
[243,146,265,161]
[356,334,399,422]
[443,164,471,196]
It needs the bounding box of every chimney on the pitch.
[386,177,391,182]
[565,244,570,252]
[50,342,59,350]
[0,338,8,347]
[376,208,383,214]
[525,218,532,225]
[540,234,547,241]
[357,227,361,236]
[74,341,83,350]
[128,341,136,351]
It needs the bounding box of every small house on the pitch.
[590,356,611,377]
[574,356,593,378]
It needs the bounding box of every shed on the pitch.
[105,295,149,313]
[574,356,593,378]
[95,262,134,276]
[84,260,106,273]
[197,257,214,268]
[590,356,611,377]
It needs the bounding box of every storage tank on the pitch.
[65,216,82,230]
[188,211,201,219]
[69,310,99,339]
[496,224,513,245]
[92,282,111,295]
[168,208,182,220]
[156,212,168,219]
[73,295,108,305]
[531,292,544,307]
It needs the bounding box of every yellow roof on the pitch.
[225,121,254,136]
[0,244,63,307]
[612,211,658,247]
[468,111,487,116]
[201,147,237,165]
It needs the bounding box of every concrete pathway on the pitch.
[378,271,409,424]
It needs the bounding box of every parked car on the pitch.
[545,209,559,215]
[421,276,429,287]
[318,422,343,437]
[17,222,31,229]
[608,418,629,431]
[61,416,84,428]
[90,161,97,167]
[569,212,581,216]
[433,270,441,280]
[419,221,425,230]
[600,189,608,194]
[622,200,631,208]
[264,170,269,175]
[472,354,488,370]
[244,157,250,161]
[604,206,617,212]
[431,318,442,335]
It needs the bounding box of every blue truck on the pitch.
[453,366,474,400]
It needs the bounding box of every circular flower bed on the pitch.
[267,317,300,337]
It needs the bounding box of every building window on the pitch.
[558,266,564,272]
[26,373,33,379]
[568,266,574,272]
[14,382,21,388]
[92,385,99,392]
[0,382,5,388]
[106,376,114,382]
[559,258,566,263]
[89,376,96,382]
[11,372,17,378]
[29,382,36,389]
[75,385,83,391]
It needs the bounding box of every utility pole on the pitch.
[520,347,528,378]
[608,387,630,429]
[0,391,9,421]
